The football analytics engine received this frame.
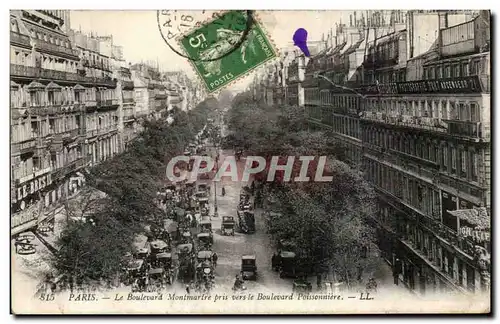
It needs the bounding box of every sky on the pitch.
[70,10,350,91]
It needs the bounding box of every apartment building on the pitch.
[273,10,491,295]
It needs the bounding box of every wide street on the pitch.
[12,108,411,299]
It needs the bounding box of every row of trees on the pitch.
[225,92,378,286]
[52,99,218,286]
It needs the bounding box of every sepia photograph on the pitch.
[8,7,491,315]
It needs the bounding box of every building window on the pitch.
[451,147,457,173]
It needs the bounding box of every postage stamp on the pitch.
[178,10,278,93]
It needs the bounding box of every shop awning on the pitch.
[26,81,45,91]
[46,81,62,91]
[449,207,490,229]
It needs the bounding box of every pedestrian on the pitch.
[186,283,191,294]
[221,186,226,196]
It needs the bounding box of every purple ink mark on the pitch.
[293,28,310,57]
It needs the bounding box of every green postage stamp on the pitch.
[178,11,277,93]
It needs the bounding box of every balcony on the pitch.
[443,119,482,140]
[61,128,80,141]
[10,64,117,88]
[11,138,36,155]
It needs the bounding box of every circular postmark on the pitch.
[156,10,254,62]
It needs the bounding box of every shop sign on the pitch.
[16,174,52,201]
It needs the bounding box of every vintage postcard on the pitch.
[10,9,491,315]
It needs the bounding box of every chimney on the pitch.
[354,11,357,27]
